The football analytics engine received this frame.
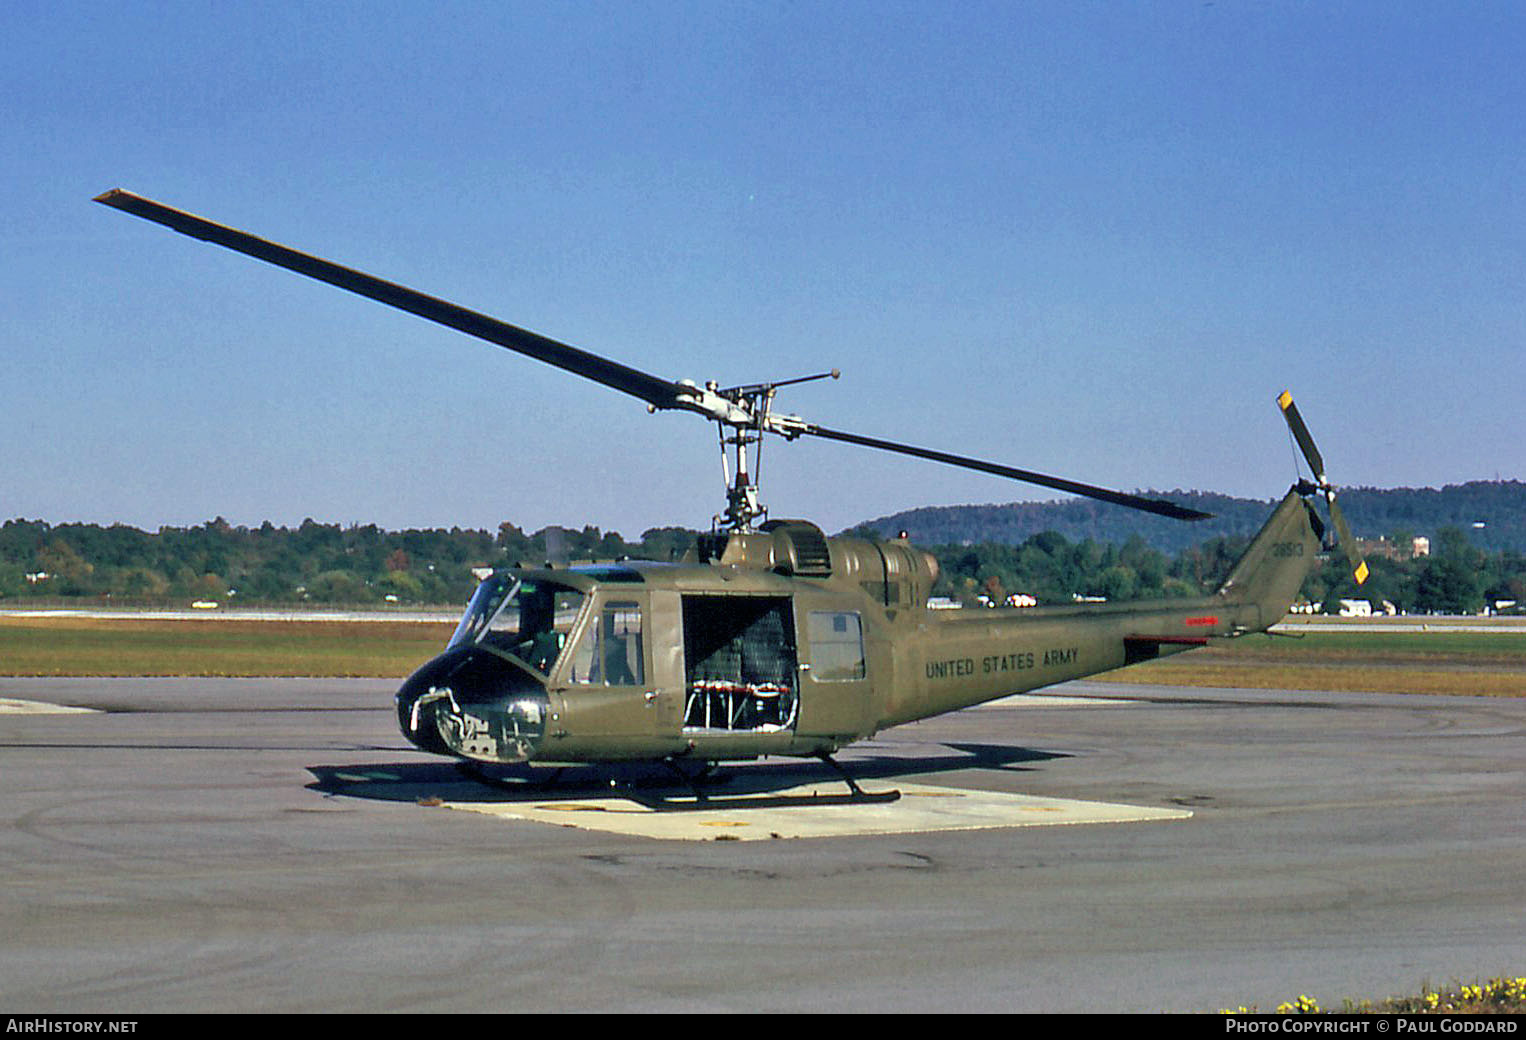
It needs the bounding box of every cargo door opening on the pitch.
[681,595,798,732]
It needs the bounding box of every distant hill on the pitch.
[857,480,1526,554]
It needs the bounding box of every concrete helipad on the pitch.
[440,780,1191,841]
[6,676,1526,1013]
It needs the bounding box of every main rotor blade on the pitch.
[799,424,1214,521]
[94,190,689,410]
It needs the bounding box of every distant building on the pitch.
[1358,536,1431,560]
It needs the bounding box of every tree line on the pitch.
[867,480,1526,556]
[919,528,1523,616]
[0,518,694,608]
[3,515,1520,615]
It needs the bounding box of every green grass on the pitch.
[0,616,455,677]
[1098,629,1526,696]
[3,616,1523,696]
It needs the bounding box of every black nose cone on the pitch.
[396,646,550,763]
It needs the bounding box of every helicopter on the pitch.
[96,189,1367,793]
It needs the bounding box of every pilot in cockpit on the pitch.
[514,595,565,674]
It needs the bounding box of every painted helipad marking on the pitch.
[979,693,1133,708]
[334,770,402,783]
[0,698,100,715]
[439,782,1191,841]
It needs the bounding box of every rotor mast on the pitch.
[707,370,840,531]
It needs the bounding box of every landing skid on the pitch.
[658,757,729,801]
[628,751,899,811]
[815,751,900,803]
[455,760,564,791]
[453,753,899,809]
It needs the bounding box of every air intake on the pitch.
[761,520,833,577]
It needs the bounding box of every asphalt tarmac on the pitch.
[2,676,1522,1013]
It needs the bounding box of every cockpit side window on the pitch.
[568,601,644,685]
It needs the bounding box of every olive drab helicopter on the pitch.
[97,190,1367,794]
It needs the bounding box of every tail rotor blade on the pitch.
[1277,389,1326,483]
[1328,495,1370,585]
[1279,391,1367,585]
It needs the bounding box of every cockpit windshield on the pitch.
[449,575,587,675]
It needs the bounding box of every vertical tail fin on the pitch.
[1216,488,1324,631]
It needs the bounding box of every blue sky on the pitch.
[6,1,1523,537]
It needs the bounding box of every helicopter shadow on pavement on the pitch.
[307,742,1069,813]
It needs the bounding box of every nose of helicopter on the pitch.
[395,646,551,764]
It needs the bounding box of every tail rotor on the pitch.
[1277,391,1369,586]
